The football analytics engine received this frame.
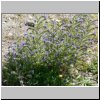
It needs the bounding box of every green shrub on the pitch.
[2,14,97,86]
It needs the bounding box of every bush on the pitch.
[2,14,97,86]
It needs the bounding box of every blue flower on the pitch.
[44,16,46,20]
[52,20,57,25]
[45,51,49,56]
[61,26,65,30]
[24,32,28,36]
[73,45,76,49]
[77,18,84,23]
[56,42,60,46]
[12,47,16,51]
[20,41,26,47]
[43,15,48,20]
[93,32,96,35]
[43,38,49,43]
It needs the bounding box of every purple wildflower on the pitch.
[73,45,76,49]
[43,15,48,20]
[56,42,59,45]
[12,48,16,51]
[77,18,84,23]
[52,20,57,25]
[44,16,46,20]
[19,41,26,48]
[93,32,96,35]
[24,32,28,36]
[45,51,49,56]
[43,38,49,43]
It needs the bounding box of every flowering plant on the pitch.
[2,14,97,86]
